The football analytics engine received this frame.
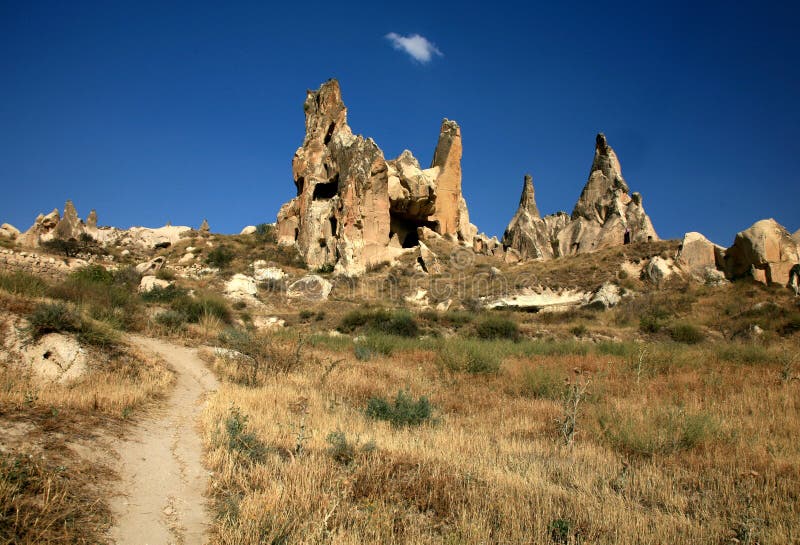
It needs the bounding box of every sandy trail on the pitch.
[109,336,219,545]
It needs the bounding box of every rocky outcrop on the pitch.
[676,232,724,275]
[53,200,85,240]
[17,208,61,247]
[240,225,257,235]
[275,79,476,276]
[724,219,800,285]
[287,274,333,301]
[556,134,658,256]
[502,174,570,260]
[0,223,19,239]
[139,276,171,293]
[793,229,800,245]
[225,274,258,301]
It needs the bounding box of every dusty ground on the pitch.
[108,336,218,545]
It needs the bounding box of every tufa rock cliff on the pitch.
[502,134,658,260]
[275,79,476,276]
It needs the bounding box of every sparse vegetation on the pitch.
[338,308,420,337]
[365,390,433,427]
[205,245,234,268]
[473,315,520,340]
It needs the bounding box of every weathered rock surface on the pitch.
[199,219,210,233]
[287,274,332,301]
[484,287,589,312]
[253,316,286,330]
[724,219,800,285]
[556,134,658,256]
[17,208,61,246]
[0,223,20,239]
[275,79,476,276]
[225,274,258,300]
[252,261,286,282]
[135,257,166,276]
[676,232,724,275]
[643,256,677,284]
[22,333,87,385]
[586,282,623,310]
[793,229,800,245]
[502,174,570,260]
[139,276,171,293]
[240,225,257,235]
[53,200,85,240]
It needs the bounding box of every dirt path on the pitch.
[109,335,219,545]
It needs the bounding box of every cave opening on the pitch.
[313,175,339,200]
[296,176,305,196]
[324,122,335,145]
[329,216,337,237]
[390,214,439,249]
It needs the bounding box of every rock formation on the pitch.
[502,174,569,260]
[556,134,658,255]
[724,218,800,285]
[276,79,476,276]
[0,223,20,239]
[502,134,657,261]
[676,232,724,275]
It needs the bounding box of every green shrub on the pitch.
[595,341,638,357]
[316,263,335,274]
[154,310,188,332]
[299,309,314,322]
[27,302,80,339]
[521,367,564,399]
[717,343,773,365]
[140,284,187,303]
[255,223,276,243]
[354,344,373,361]
[639,315,664,334]
[437,341,502,374]
[0,271,48,297]
[669,322,705,344]
[170,293,231,324]
[338,309,419,338]
[224,406,267,462]
[365,390,433,427]
[521,340,590,357]
[76,319,121,348]
[569,324,588,337]
[360,334,399,356]
[474,316,520,341]
[70,264,114,284]
[205,246,234,268]
[155,268,176,281]
[600,408,719,457]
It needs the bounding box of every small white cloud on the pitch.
[385,32,443,63]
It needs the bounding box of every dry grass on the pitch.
[201,329,800,544]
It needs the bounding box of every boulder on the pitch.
[139,276,171,293]
[643,256,675,284]
[0,223,20,239]
[253,316,286,330]
[404,288,430,308]
[252,261,286,282]
[676,232,724,275]
[225,274,258,300]
[240,225,257,235]
[178,252,195,265]
[287,274,333,301]
[135,257,166,276]
[703,267,728,286]
[724,219,800,285]
[21,333,87,385]
[586,282,622,310]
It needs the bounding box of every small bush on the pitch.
[155,268,176,281]
[437,341,502,374]
[717,343,775,365]
[595,341,638,357]
[354,344,373,361]
[0,271,48,297]
[255,223,276,243]
[600,408,719,457]
[140,284,187,303]
[154,310,188,332]
[521,367,564,399]
[474,316,520,341]
[669,322,705,344]
[639,315,664,334]
[205,246,234,269]
[299,309,314,322]
[27,302,80,339]
[325,431,376,465]
[365,390,433,427]
[76,319,121,348]
[569,324,588,337]
[224,406,267,462]
[316,263,335,274]
[338,309,419,338]
[170,293,231,324]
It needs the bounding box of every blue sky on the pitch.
[1,1,798,246]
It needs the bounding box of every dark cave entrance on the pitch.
[390,215,439,248]
[313,174,339,200]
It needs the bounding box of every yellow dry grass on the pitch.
[201,334,800,544]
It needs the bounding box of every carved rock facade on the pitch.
[276,79,476,276]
